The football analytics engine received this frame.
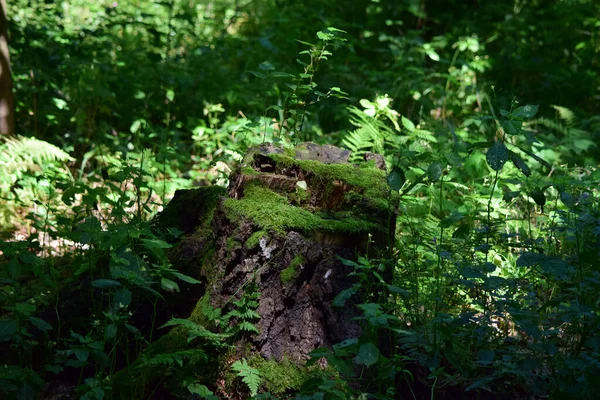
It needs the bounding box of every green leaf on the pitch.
[29,317,52,332]
[161,278,180,293]
[141,238,172,249]
[332,287,357,307]
[516,251,545,267]
[0,319,18,341]
[355,342,379,367]
[259,61,275,71]
[401,116,415,131]
[231,358,261,397]
[511,104,539,119]
[530,188,546,208]
[503,191,520,202]
[187,383,218,399]
[486,141,508,171]
[104,323,117,341]
[427,162,443,182]
[166,89,175,102]
[477,349,495,365]
[171,272,202,284]
[91,279,121,289]
[387,167,405,191]
[114,288,132,307]
[508,150,531,177]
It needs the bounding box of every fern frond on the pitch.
[138,349,207,368]
[0,135,74,174]
[231,358,261,397]
[342,106,394,162]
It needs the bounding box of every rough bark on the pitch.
[113,143,396,397]
[0,0,14,135]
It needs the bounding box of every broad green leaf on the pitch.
[258,61,275,71]
[511,104,539,119]
[508,150,531,177]
[387,167,406,191]
[516,251,545,267]
[29,317,52,332]
[166,89,175,102]
[187,383,218,399]
[0,319,18,341]
[503,191,520,202]
[530,188,546,208]
[104,323,117,341]
[114,288,132,307]
[427,162,443,182]
[387,285,410,296]
[91,279,121,289]
[486,141,508,171]
[401,116,415,131]
[477,349,495,365]
[161,278,180,293]
[356,342,379,367]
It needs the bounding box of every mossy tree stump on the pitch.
[121,143,396,396]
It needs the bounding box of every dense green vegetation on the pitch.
[1,0,599,398]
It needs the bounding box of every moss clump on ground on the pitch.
[223,184,381,234]
[249,355,313,395]
[280,255,305,283]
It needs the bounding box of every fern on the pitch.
[0,135,74,175]
[231,358,261,397]
[342,106,393,162]
[138,349,207,368]
[160,318,231,346]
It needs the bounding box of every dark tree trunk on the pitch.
[0,0,14,135]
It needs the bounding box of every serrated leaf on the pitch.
[355,342,379,367]
[508,150,531,177]
[387,167,405,191]
[486,141,508,171]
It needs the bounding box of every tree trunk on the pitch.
[0,0,15,135]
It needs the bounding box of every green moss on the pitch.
[223,184,381,234]
[241,166,261,176]
[249,355,312,395]
[280,255,305,283]
[246,230,269,250]
[269,153,388,196]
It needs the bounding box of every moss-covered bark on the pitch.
[111,143,396,398]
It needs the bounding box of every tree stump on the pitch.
[117,142,396,397]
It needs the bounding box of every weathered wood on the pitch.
[113,143,396,397]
